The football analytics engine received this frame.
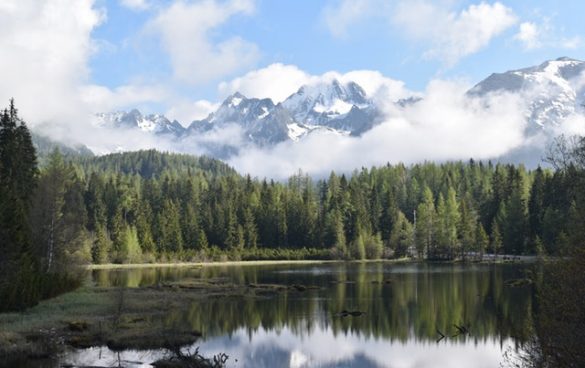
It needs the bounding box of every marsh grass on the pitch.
[0,274,309,360]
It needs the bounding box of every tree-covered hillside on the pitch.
[66,150,577,264]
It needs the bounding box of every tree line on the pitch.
[70,151,578,263]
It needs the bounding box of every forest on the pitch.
[22,138,578,267]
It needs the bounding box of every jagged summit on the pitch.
[283,79,370,124]
[96,109,185,136]
[469,57,585,128]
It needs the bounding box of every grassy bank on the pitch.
[0,275,313,361]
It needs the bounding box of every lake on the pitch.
[54,262,535,367]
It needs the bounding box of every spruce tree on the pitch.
[0,100,39,311]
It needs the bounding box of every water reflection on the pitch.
[85,262,533,367]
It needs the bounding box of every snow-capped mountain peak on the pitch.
[95,109,185,136]
[469,57,585,129]
[282,79,372,126]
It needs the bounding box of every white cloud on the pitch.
[393,1,518,66]
[559,36,582,49]
[166,99,219,124]
[219,63,312,102]
[120,0,150,11]
[323,1,517,65]
[229,79,528,179]
[80,84,169,113]
[218,63,413,103]
[513,18,582,51]
[147,0,259,85]
[322,0,377,37]
[0,0,105,125]
[553,114,585,137]
[514,22,541,50]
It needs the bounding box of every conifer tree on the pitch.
[475,223,489,260]
[0,100,39,311]
[415,187,435,259]
[389,210,414,257]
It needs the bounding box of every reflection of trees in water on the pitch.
[92,264,535,344]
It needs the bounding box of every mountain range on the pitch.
[96,78,380,149]
[94,57,585,159]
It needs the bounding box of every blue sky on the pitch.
[89,0,585,106]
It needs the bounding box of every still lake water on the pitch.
[68,262,533,368]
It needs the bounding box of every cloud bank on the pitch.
[228,79,528,179]
[218,63,413,103]
[147,0,259,85]
[0,0,104,125]
[393,1,517,66]
[514,18,582,51]
[323,0,517,66]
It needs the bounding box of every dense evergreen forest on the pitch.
[59,146,578,264]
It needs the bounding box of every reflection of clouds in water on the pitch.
[63,346,160,367]
[61,329,514,368]
[198,325,514,368]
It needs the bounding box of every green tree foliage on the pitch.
[389,210,414,257]
[119,226,142,264]
[0,101,41,311]
[415,187,435,259]
[475,223,489,259]
[20,148,584,265]
[515,136,585,367]
[350,228,366,260]
[40,151,571,264]
[364,232,384,259]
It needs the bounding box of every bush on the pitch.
[365,233,384,260]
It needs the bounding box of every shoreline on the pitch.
[84,255,537,270]
[85,259,340,270]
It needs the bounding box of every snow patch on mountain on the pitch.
[469,57,585,130]
[287,123,307,141]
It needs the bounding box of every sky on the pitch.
[89,0,585,117]
[0,0,584,177]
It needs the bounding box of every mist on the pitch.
[227,79,529,179]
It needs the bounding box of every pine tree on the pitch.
[389,210,414,258]
[31,149,68,272]
[415,186,435,259]
[350,227,366,260]
[0,100,40,311]
[92,224,112,264]
[364,232,384,259]
[135,201,155,254]
[243,207,258,249]
[528,167,546,244]
[444,188,461,257]
[490,221,503,256]
[120,226,142,263]
[475,223,489,260]
[458,193,477,259]
[159,199,183,253]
